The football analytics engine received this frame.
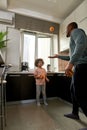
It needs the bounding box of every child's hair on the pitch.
[35,58,44,67]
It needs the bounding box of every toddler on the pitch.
[34,58,49,106]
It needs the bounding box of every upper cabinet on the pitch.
[59,11,75,52]
[59,0,87,52]
[75,0,87,23]
[75,0,87,34]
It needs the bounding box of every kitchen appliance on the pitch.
[21,62,29,71]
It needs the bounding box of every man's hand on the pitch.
[65,62,74,77]
[48,54,58,58]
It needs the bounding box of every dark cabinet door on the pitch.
[56,76,72,103]
[20,75,36,100]
[6,74,71,102]
[46,75,57,97]
[6,74,21,101]
[6,74,36,101]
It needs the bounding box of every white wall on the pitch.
[0,17,20,71]
[6,27,20,71]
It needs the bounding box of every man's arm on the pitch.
[48,54,70,61]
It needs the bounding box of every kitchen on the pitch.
[0,0,87,130]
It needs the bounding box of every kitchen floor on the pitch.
[5,98,87,130]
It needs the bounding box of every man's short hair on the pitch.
[68,22,78,29]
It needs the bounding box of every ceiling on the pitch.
[0,0,85,23]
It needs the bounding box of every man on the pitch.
[49,22,87,130]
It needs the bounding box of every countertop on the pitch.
[7,71,65,76]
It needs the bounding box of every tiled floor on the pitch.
[4,98,87,130]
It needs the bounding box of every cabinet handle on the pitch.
[47,75,54,76]
[27,75,33,77]
[9,75,21,77]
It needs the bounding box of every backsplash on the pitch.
[58,51,69,72]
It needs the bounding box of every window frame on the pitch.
[21,31,58,72]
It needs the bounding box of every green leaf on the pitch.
[0,31,8,49]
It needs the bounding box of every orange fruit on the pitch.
[49,26,54,32]
[68,70,73,77]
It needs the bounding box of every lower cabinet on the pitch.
[6,73,71,102]
[56,76,72,103]
[20,75,36,100]
[46,75,58,98]
[6,74,21,101]
[6,74,36,101]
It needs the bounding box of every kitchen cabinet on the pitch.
[59,11,75,51]
[56,76,72,103]
[6,73,71,103]
[59,33,70,52]
[75,0,87,23]
[75,0,87,34]
[6,73,36,101]
[46,74,58,97]
[6,73,58,101]
[20,75,36,100]
[59,0,87,52]
[6,74,21,101]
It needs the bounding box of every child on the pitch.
[34,58,49,106]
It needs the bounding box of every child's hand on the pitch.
[46,78,50,82]
[39,75,44,79]
[39,75,43,79]
[34,74,44,79]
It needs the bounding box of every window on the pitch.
[37,36,51,69]
[21,32,58,72]
[23,34,35,70]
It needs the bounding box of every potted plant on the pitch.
[0,31,8,49]
[0,31,9,65]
